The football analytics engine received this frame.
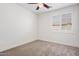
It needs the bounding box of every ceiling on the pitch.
[18,3,76,14]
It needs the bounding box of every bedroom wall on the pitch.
[38,4,79,47]
[0,3,37,52]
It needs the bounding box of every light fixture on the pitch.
[38,3,43,8]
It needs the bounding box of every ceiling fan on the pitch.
[28,3,51,10]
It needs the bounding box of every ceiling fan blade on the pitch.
[36,6,39,10]
[43,3,50,8]
[28,3,38,4]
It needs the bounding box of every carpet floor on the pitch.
[1,40,79,56]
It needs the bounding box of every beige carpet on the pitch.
[1,40,79,56]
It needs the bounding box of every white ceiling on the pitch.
[18,3,76,14]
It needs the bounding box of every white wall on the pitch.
[38,4,79,47]
[0,3,37,52]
